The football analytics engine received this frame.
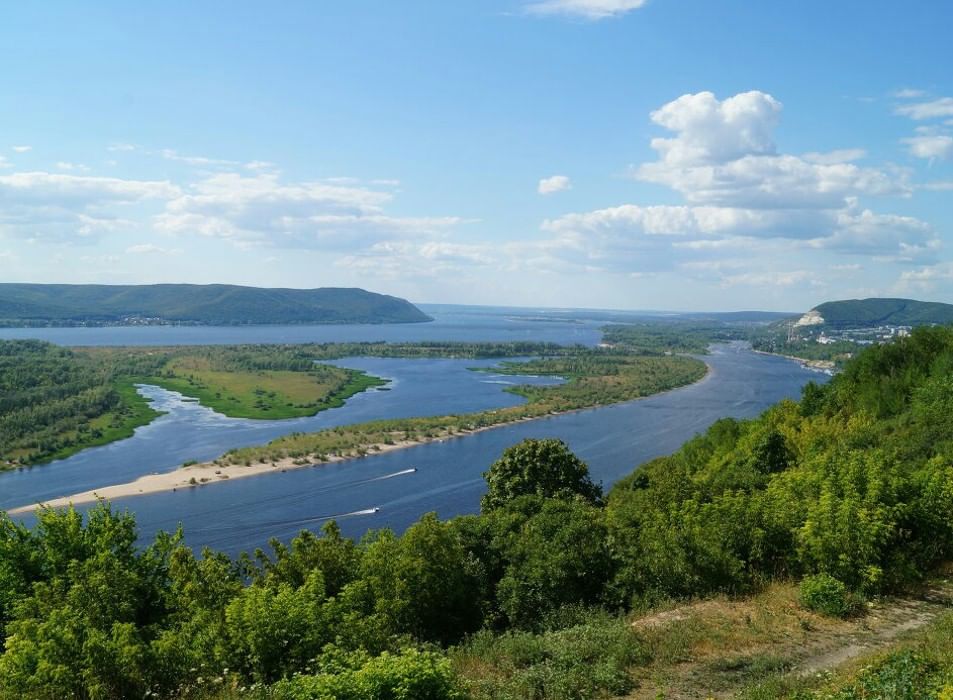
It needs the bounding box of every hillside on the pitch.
[0,283,432,326]
[806,297,953,328]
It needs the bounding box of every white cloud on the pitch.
[895,97,953,120]
[920,180,953,191]
[244,160,278,172]
[524,0,648,19]
[0,171,178,241]
[56,161,91,173]
[813,208,938,262]
[125,243,183,255]
[337,240,494,279]
[538,175,572,195]
[636,91,904,209]
[155,172,464,250]
[802,148,866,165]
[11,146,31,153]
[902,134,953,160]
[721,270,815,288]
[107,143,138,152]
[892,88,926,99]
[0,156,9,170]
[895,263,953,293]
[160,149,240,168]
[522,91,937,275]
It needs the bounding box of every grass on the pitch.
[139,357,387,419]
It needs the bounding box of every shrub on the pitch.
[798,573,852,618]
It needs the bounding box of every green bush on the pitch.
[269,647,463,700]
[798,574,852,618]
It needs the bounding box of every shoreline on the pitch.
[8,362,713,515]
[751,348,836,372]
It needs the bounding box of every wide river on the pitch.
[1,307,826,554]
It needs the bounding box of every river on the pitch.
[7,342,826,554]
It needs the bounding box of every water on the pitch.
[0,305,603,347]
[10,343,826,554]
[0,357,562,510]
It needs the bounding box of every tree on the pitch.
[481,439,601,512]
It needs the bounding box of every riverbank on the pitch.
[753,348,836,373]
[9,355,710,514]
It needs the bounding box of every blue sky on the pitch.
[1,0,951,311]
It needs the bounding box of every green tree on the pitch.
[481,438,601,512]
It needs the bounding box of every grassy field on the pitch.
[139,355,387,419]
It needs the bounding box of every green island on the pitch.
[0,342,390,467]
[1,327,953,698]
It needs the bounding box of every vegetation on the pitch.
[798,573,853,618]
[132,347,387,419]
[0,283,431,326]
[601,321,750,354]
[813,297,953,328]
[218,351,706,467]
[5,328,953,697]
[0,340,161,467]
[0,342,389,466]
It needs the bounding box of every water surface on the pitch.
[18,344,825,554]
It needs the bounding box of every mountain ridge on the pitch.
[796,297,953,328]
[0,283,432,326]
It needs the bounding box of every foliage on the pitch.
[601,321,751,355]
[4,328,953,697]
[452,614,647,700]
[798,574,852,618]
[0,340,160,467]
[481,439,602,511]
[814,297,953,328]
[269,647,463,700]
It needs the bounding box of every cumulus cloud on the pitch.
[636,91,904,209]
[902,134,953,160]
[895,97,953,120]
[155,172,464,250]
[524,0,648,19]
[538,175,572,195]
[0,171,178,241]
[524,91,937,278]
[11,146,31,153]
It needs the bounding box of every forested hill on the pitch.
[810,297,953,328]
[0,283,432,326]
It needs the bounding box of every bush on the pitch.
[798,573,852,618]
[270,647,463,700]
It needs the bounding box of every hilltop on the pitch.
[796,297,953,329]
[0,283,432,326]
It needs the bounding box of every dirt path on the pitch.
[627,579,953,699]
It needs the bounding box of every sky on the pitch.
[1,1,951,312]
